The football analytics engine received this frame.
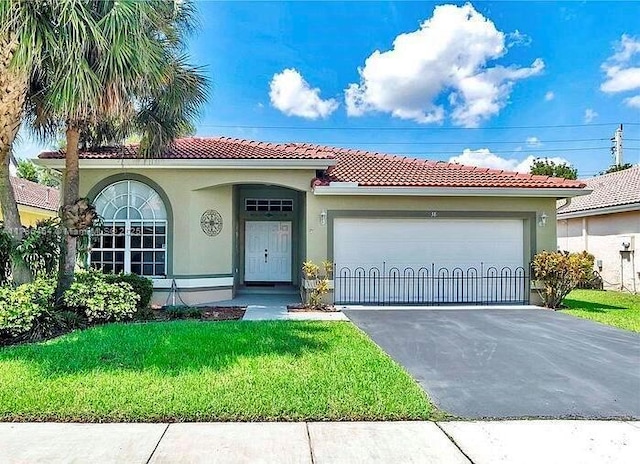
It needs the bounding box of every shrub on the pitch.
[0,279,55,337]
[16,218,62,277]
[302,259,332,309]
[532,251,595,309]
[104,273,153,310]
[164,305,202,320]
[65,270,139,322]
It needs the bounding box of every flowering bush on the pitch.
[532,251,594,309]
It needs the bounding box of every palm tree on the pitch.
[24,1,207,298]
[1,2,54,284]
[2,1,207,294]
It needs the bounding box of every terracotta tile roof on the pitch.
[557,165,640,214]
[39,136,585,189]
[309,146,585,189]
[10,177,59,212]
[38,136,337,160]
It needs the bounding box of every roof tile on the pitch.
[557,165,640,214]
[10,177,59,212]
[39,136,586,189]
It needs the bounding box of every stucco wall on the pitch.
[80,167,559,303]
[0,206,56,226]
[80,168,315,281]
[558,211,640,291]
[306,195,558,264]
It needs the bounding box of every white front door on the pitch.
[245,221,292,282]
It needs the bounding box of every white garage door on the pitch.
[333,218,527,304]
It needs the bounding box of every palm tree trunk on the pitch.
[55,124,81,301]
[0,34,32,285]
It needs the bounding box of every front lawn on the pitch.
[563,289,640,332]
[0,321,432,422]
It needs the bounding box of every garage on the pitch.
[333,217,529,305]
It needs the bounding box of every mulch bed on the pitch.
[287,304,340,313]
[152,306,246,321]
[200,306,246,321]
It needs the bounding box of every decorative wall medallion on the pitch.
[201,210,223,236]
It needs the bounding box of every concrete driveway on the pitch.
[344,308,640,419]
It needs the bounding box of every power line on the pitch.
[254,137,640,146]
[347,146,638,156]
[198,122,640,131]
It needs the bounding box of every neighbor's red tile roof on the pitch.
[39,136,586,189]
[10,177,59,212]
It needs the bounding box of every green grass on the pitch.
[0,321,432,422]
[563,289,640,332]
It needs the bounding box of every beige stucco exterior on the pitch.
[558,210,640,292]
[76,166,562,304]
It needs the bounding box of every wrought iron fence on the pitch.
[334,263,531,305]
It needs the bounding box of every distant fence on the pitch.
[334,263,531,306]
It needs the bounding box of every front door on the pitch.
[245,221,292,282]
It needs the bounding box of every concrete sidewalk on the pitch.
[1,420,638,463]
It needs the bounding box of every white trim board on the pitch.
[37,158,335,170]
[152,277,234,289]
[314,185,591,198]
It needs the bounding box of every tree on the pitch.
[530,158,578,179]
[16,159,61,187]
[601,163,633,175]
[19,1,207,299]
[0,1,71,284]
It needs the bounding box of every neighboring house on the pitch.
[0,177,59,226]
[557,166,640,292]
[38,137,587,306]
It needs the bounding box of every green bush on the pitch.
[65,270,139,322]
[104,273,153,310]
[0,279,55,337]
[165,305,202,320]
[16,218,62,277]
[533,251,595,309]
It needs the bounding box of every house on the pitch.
[557,166,640,292]
[0,177,59,226]
[38,137,587,306]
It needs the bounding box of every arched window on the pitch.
[91,180,167,277]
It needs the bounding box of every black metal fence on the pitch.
[334,263,531,306]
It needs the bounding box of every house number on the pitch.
[429,212,438,217]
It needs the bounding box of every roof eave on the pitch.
[36,158,336,170]
[313,184,591,198]
[557,202,640,219]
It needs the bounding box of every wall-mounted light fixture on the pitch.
[538,212,548,227]
[320,209,327,226]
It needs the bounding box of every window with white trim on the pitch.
[90,180,167,277]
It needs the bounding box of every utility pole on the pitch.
[610,124,624,167]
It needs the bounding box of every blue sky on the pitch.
[16,1,640,177]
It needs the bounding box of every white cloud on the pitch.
[269,69,338,119]
[544,91,555,101]
[344,3,544,127]
[584,108,598,123]
[525,136,541,147]
[624,95,640,108]
[449,148,570,173]
[507,30,532,48]
[600,34,640,106]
